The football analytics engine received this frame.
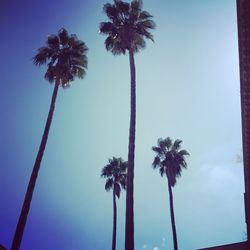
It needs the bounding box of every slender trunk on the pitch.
[167,178,178,250]
[112,190,117,250]
[125,49,136,250]
[11,81,60,250]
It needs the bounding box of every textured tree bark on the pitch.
[125,49,136,250]
[112,190,117,250]
[11,81,60,250]
[168,178,178,250]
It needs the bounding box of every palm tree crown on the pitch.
[152,137,189,186]
[101,157,127,198]
[99,0,155,55]
[33,28,88,87]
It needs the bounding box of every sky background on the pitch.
[0,0,245,249]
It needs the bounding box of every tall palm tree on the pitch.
[101,157,128,250]
[11,28,88,250]
[99,1,155,248]
[152,137,189,250]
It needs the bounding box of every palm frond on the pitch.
[152,146,163,156]
[173,160,182,177]
[116,0,129,16]
[136,27,154,42]
[172,139,182,151]
[178,149,190,157]
[47,35,59,50]
[75,66,86,79]
[105,178,113,191]
[133,34,146,52]
[138,20,156,30]
[157,138,168,154]
[105,36,126,55]
[103,3,118,21]
[61,73,74,88]
[99,22,116,35]
[58,28,69,46]
[120,175,127,190]
[120,160,128,172]
[159,166,165,177]
[177,155,188,169]
[152,156,161,169]
[163,137,172,150]
[44,64,56,83]
[101,163,113,178]
[139,10,153,20]
[105,36,114,50]
[33,47,53,66]
[130,0,142,17]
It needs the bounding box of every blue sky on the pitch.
[0,0,245,249]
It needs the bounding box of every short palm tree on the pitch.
[152,137,189,250]
[101,157,127,250]
[99,1,155,248]
[11,28,88,250]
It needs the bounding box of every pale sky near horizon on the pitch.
[0,0,245,249]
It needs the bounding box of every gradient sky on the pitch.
[0,0,245,249]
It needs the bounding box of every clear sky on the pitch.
[0,0,245,249]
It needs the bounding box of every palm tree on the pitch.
[11,28,88,250]
[152,137,189,250]
[99,1,155,248]
[101,157,128,250]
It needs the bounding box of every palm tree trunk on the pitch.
[125,48,136,250]
[112,190,117,250]
[11,81,60,250]
[167,178,178,250]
